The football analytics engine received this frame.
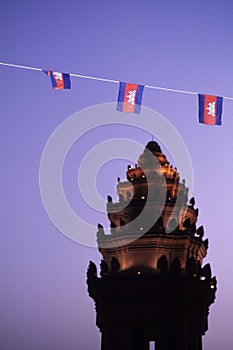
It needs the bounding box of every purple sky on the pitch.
[1,1,233,349]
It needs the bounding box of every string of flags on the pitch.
[1,61,232,126]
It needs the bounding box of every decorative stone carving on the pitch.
[111,257,120,273]
[157,255,168,272]
[100,260,109,277]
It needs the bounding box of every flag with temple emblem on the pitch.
[117,82,144,114]
[198,94,223,125]
[43,70,71,90]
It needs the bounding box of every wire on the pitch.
[0,62,42,72]
[70,73,118,84]
[145,84,196,96]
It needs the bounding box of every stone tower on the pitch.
[87,141,216,350]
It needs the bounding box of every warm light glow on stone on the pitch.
[140,227,144,231]
[137,271,141,275]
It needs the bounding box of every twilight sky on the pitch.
[1,1,233,349]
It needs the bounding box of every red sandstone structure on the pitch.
[87,141,216,350]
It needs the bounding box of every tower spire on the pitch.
[87,140,217,350]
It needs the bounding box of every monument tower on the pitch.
[87,141,216,350]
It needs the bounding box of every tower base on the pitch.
[87,272,216,350]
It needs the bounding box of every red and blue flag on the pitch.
[198,94,223,125]
[117,82,144,114]
[43,70,71,90]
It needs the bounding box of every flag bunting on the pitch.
[198,94,223,125]
[117,82,144,114]
[43,70,71,90]
[0,61,232,123]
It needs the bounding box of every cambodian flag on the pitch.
[43,70,71,90]
[198,94,223,125]
[117,82,144,114]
